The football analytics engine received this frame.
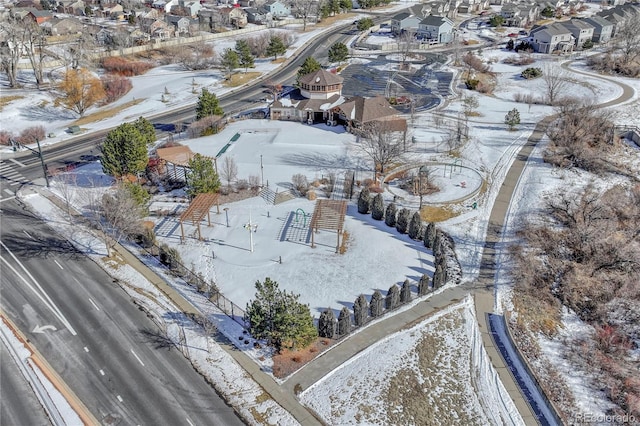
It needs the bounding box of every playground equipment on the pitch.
[444,159,462,178]
[294,208,308,227]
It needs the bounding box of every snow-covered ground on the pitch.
[4,9,640,425]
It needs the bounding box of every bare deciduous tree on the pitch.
[52,172,78,221]
[0,18,24,88]
[542,63,569,105]
[219,156,238,190]
[22,21,49,87]
[81,181,144,257]
[357,120,406,180]
[613,17,640,66]
[291,0,319,31]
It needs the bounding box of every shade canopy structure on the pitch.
[309,199,348,252]
[179,192,219,241]
[156,145,217,180]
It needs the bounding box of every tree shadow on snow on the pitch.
[19,104,76,122]
[278,152,357,171]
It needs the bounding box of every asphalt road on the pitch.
[0,198,245,426]
[0,341,52,426]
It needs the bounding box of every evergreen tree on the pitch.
[133,116,156,147]
[338,307,351,336]
[396,208,411,234]
[408,211,422,240]
[221,48,239,80]
[186,153,221,198]
[235,39,254,72]
[101,122,148,179]
[328,42,349,63]
[505,108,521,131]
[196,88,223,120]
[371,193,384,220]
[353,294,368,326]
[370,290,384,317]
[400,279,411,303]
[297,56,322,82]
[356,17,374,31]
[123,181,151,214]
[266,35,286,60]
[385,284,399,310]
[424,222,436,249]
[385,203,397,227]
[318,309,337,339]
[433,264,446,289]
[246,277,318,351]
[418,273,430,296]
[357,187,371,214]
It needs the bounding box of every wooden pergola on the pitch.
[156,146,217,179]
[309,199,348,252]
[179,193,219,241]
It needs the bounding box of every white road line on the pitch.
[9,158,26,167]
[186,417,195,426]
[23,230,35,240]
[88,298,100,311]
[130,349,145,367]
[0,196,16,203]
[99,369,105,376]
[0,241,77,336]
[9,182,20,186]
[4,189,13,195]
[3,172,20,177]
[53,259,63,270]
[84,347,89,352]
[117,395,123,403]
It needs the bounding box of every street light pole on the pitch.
[35,137,50,188]
[260,154,264,187]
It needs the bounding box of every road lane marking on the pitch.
[117,395,123,403]
[0,196,16,203]
[23,230,35,240]
[84,347,89,352]
[130,349,145,367]
[53,259,63,270]
[99,369,105,376]
[186,417,195,426]
[4,189,13,195]
[88,298,100,311]
[0,241,77,336]
[9,158,26,167]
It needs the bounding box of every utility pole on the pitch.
[260,154,264,187]
[13,137,49,187]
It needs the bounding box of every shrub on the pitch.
[292,173,308,195]
[582,39,594,49]
[0,130,12,146]
[385,203,397,227]
[353,294,368,326]
[159,243,183,271]
[318,309,337,339]
[101,75,132,104]
[418,273,430,296]
[385,285,399,310]
[371,193,384,220]
[515,41,534,53]
[521,67,542,79]
[465,79,479,90]
[408,212,422,240]
[401,279,411,303]
[338,307,351,336]
[357,187,371,214]
[424,222,436,249]
[132,226,156,248]
[17,126,46,145]
[236,179,249,190]
[101,57,153,76]
[396,208,411,234]
[370,291,384,317]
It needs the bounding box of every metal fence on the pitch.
[138,243,247,328]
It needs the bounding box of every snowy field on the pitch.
[301,297,524,426]
[4,8,640,424]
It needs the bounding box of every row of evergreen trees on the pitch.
[317,274,444,339]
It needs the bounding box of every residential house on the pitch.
[238,0,256,6]
[56,0,86,15]
[99,3,123,19]
[182,0,201,17]
[530,22,575,53]
[25,9,53,24]
[389,12,421,35]
[500,3,524,26]
[260,0,289,20]
[42,16,83,35]
[166,15,192,35]
[218,6,247,28]
[583,15,613,43]
[417,15,454,44]
[149,19,174,39]
[458,0,483,14]
[560,18,594,48]
[245,7,268,24]
[597,3,640,36]
[424,2,450,15]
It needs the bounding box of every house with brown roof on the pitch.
[270,69,406,137]
[218,6,247,29]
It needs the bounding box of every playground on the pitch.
[149,120,487,317]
